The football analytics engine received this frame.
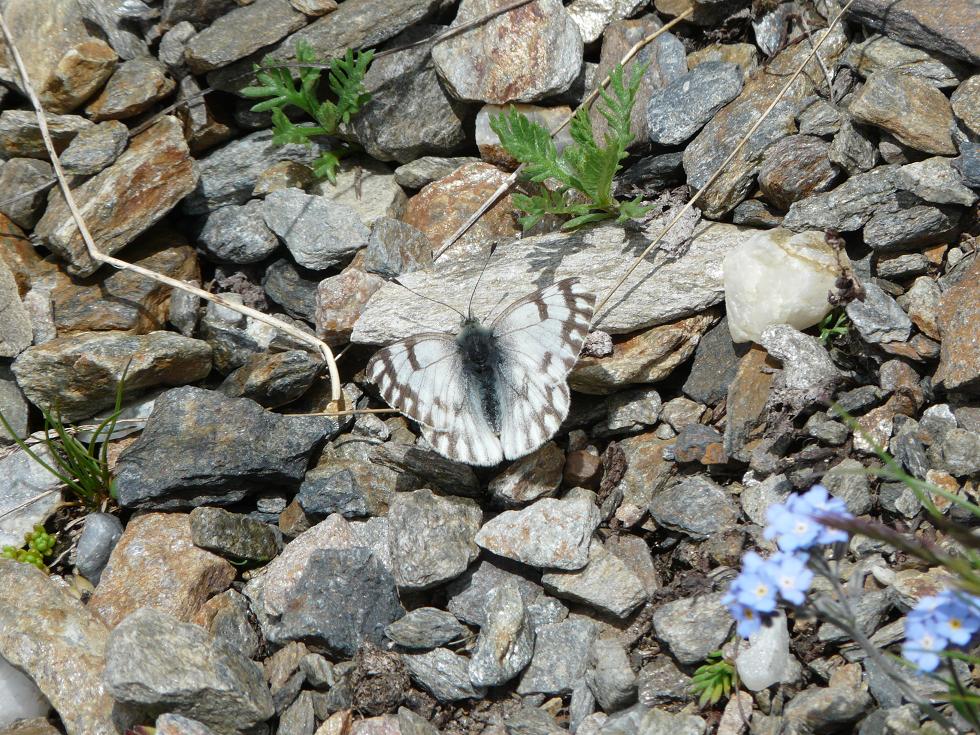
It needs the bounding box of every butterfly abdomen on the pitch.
[456,320,504,434]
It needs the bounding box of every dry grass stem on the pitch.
[592,0,855,319]
[0,11,343,403]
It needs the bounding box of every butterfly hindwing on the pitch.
[366,333,504,465]
[491,278,595,460]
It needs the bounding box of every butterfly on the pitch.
[366,278,596,466]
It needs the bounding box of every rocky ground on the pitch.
[0,0,978,734]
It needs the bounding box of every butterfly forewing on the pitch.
[490,278,595,460]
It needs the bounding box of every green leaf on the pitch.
[563,211,613,230]
[490,108,571,186]
[313,150,343,183]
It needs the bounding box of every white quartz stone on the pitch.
[735,611,793,691]
[723,228,848,344]
[0,655,50,726]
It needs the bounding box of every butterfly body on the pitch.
[367,278,595,466]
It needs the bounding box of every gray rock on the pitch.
[518,618,597,695]
[446,558,544,627]
[845,282,913,344]
[805,413,849,445]
[267,547,404,656]
[597,704,704,735]
[184,0,307,74]
[604,389,662,435]
[476,495,600,571]
[818,589,890,642]
[541,539,646,618]
[218,350,319,408]
[0,158,52,229]
[385,608,469,649]
[829,117,879,174]
[202,589,262,660]
[74,512,123,585]
[468,584,535,687]
[105,608,274,731]
[362,218,432,279]
[844,0,979,65]
[636,657,690,706]
[262,188,370,271]
[84,57,176,122]
[431,0,583,104]
[297,458,396,520]
[402,648,485,702]
[59,121,128,176]
[782,666,872,732]
[353,223,755,343]
[0,109,91,160]
[388,489,482,591]
[311,157,406,228]
[527,596,568,630]
[649,476,738,540]
[797,98,841,136]
[206,0,443,94]
[158,21,197,78]
[76,0,150,60]
[162,0,237,26]
[350,25,467,163]
[278,690,315,735]
[197,200,280,264]
[156,713,221,735]
[897,157,977,207]
[929,428,980,477]
[822,458,873,516]
[952,74,980,137]
[393,156,480,189]
[783,165,902,232]
[843,34,967,88]
[182,129,331,214]
[371,441,481,498]
[646,62,743,146]
[11,330,212,421]
[587,638,636,713]
[0,256,32,359]
[759,325,841,392]
[0,361,28,445]
[740,474,792,527]
[681,317,740,405]
[189,506,280,563]
[652,592,732,665]
[114,386,338,510]
[619,152,685,191]
[0,444,62,550]
[261,258,319,322]
[863,204,962,251]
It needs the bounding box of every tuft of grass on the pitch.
[818,309,849,346]
[241,41,374,183]
[2,524,56,573]
[489,62,653,230]
[0,367,128,511]
[690,650,735,707]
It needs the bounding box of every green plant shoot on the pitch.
[690,650,735,707]
[241,41,374,183]
[2,524,56,573]
[489,62,652,230]
[818,309,849,346]
[0,366,129,510]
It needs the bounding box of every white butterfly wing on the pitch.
[366,334,504,466]
[491,278,595,460]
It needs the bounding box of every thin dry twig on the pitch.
[432,7,695,262]
[0,11,343,404]
[131,0,538,138]
[592,0,854,319]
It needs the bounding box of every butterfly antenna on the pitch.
[466,241,497,319]
[393,278,466,320]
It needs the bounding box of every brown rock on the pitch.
[570,312,719,394]
[617,433,675,519]
[0,109,91,160]
[85,57,176,121]
[849,70,957,155]
[430,0,583,104]
[0,251,32,358]
[0,214,55,296]
[687,43,758,79]
[723,345,777,462]
[280,498,313,538]
[41,39,118,114]
[11,330,213,421]
[34,116,198,277]
[177,75,234,154]
[88,512,236,628]
[563,448,602,488]
[401,162,520,265]
[935,255,980,392]
[315,267,385,345]
[51,229,200,335]
[253,160,315,196]
[0,559,120,735]
[487,441,565,507]
[758,135,842,211]
[846,0,980,65]
[0,719,62,735]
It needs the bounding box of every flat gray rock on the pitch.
[649,476,738,540]
[198,200,280,264]
[652,592,732,666]
[845,282,913,344]
[541,539,646,619]
[783,165,903,232]
[262,188,369,270]
[468,584,534,687]
[517,618,597,695]
[385,607,469,650]
[446,558,544,627]
[0,256,31,358]
[353,222,757,344]
[646,61,743,146]
[759,325,841,392]
[75,512,123,585]
[402,648,486,702]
